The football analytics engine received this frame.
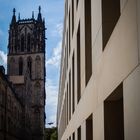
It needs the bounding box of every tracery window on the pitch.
[27,33,31,52]
[34,82,41,104]
[19,57,23,75]
[35,56,41,79]
[27,57,32,78]
[21,34,24,52]
[9,57,15,75]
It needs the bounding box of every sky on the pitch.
[0,0,64,128]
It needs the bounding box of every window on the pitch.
[76,0,79,8]
[15,45,17,52]
[35,56,41,79]
[67,31,68,69]
[27,33,31,52]
[85,0,92,85]
[66,91,68,125]
[72,132,75,140]
[69,71,71,120]
[104,83,124,140]
[102,0,120,50]
[21,34,24,52]
[27,57,32,78]
[19,57,23,75]
[72,53,75,113]
[77,126,81,140]
[34,82,41,104]
[9,57,15,75]
[72,0,74,36]
[67,84,69,123]
[69,10,71,55]
[77,23,81,103]
[2,92,5,106]
[86,114,93,140]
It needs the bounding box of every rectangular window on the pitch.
[65,0,68,16]
[72,0,74,35]
[86,114,93,140]
[66,91,68,125]
[85,0,92,85]
[67,31,68,69]
[64,97,67,128]
[76,0,79,8]
[77,126,81,140]
[72,53,75,113]
[67,84,69,124]
[69,71,71,120]
[104,83,124,140]
[72,132,75,140]
[69,10,71,55]
[77,23,81,103]
[102,0,120,50]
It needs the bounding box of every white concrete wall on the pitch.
[58,0,140,140]
[137,0,140,63]
[124,65,140,140]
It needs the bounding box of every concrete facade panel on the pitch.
[97,0,138,104]
[124,65,140,140]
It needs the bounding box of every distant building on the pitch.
[57,0,140,140]
[0,6,46,140]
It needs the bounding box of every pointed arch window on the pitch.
[27,33,31,52]
[27,57,32,78]
[34,82,41,104]
[21,34,24,52]
[9,57,15,75]
[35,56,41,79]
[15,45,17,52]
[19,57,23,75]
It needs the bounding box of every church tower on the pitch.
[7,7,46,140]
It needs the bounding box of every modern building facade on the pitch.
[57,0,140,140]
[0,7,46,140]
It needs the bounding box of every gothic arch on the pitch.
[9,57,15,75]
[21,34,24,52]
[19,57,23,75]
[27,57,32,78]
[35,55,41,79]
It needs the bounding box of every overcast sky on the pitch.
[0,0,64,128]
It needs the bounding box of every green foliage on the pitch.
[44,127,57,140]
[50,130,57,140]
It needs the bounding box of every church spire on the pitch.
[32,11,34,19]
[37,6,42,22]
[11,8,16,24]
[18,13,20,20]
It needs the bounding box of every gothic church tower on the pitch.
[7,7,46,140]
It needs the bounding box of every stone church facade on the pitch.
[0,7,46,140]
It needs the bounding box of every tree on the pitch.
[50,130,57,140]
[44,127,57,140]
